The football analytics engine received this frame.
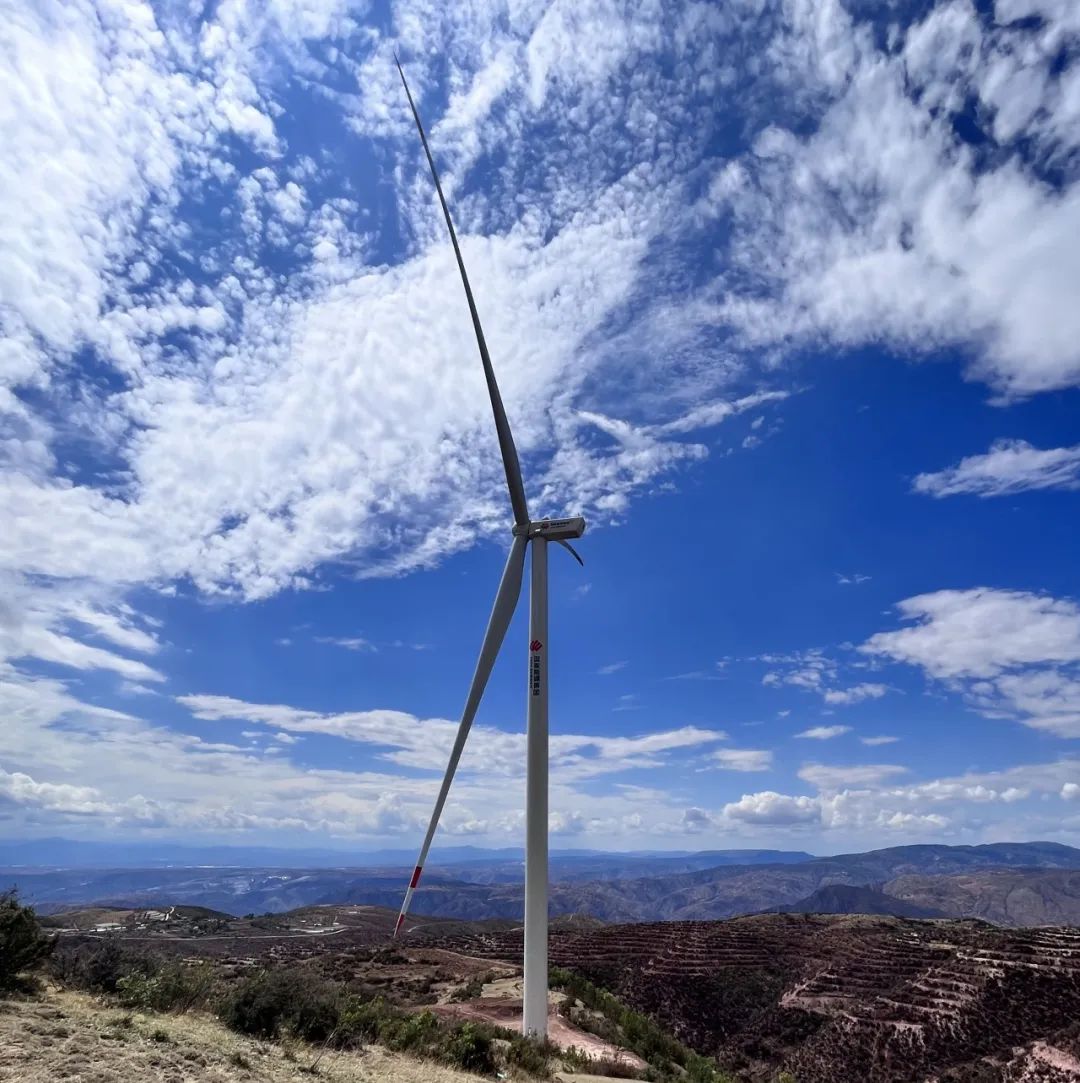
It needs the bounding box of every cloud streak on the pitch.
[914,440,1080,498]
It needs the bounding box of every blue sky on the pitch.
[3,0,1080,855]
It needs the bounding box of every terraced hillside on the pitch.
[427,914,1080,1081]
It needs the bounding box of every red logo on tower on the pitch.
[530,640,543,651]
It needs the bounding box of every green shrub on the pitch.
[217,970,349,1044]
[439,1022,497,1074]
[505,1034,555,1077]
[378,1008,441,1054]
[0,891,54,990]
[337,994,394,1045]
[51,939,157,994]
[116,962,211,1013]
[217,965,549,1076]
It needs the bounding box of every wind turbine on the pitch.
[392,58,586,1041]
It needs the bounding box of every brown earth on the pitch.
[425,913,1080,1082]
[44,909,649,1075]
[44,904,1080,1080]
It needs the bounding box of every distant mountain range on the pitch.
[6,840,1080,928]
[0,836,813,873]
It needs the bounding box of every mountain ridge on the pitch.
[13,840,1080,927]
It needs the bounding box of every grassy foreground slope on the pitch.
[0,988,494,1083]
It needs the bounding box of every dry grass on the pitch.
[0,988,493,1083]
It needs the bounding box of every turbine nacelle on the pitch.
[515,517,587,541]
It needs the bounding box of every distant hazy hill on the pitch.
[770,883,947,919]
[0,836,812,875]
[885,868,1080,926]
[12,840,1080,927]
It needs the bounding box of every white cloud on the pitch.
[4,1,1080,852]
[863,589,1080,680]
[762,649,836,693]
[0,665,730,844]
[860,735,899,747]
[863,588,1080,737]
[597,661,627,675]
[914,440,1080,498]
[666,666,726,682]
[705,757,1080,843]
[315,636,375,652]
[178,692,726,781]
[822,683,887,706]
[761,651,887,707]
[0,576,163,683]
[712,748,773,772]
[0,766,111,817]
[986,670,1080,738]
[798,763,908,790]
[795,725,851,740]
[722,791,820,825]
[680,806,714,833]
[709,0,1080,397]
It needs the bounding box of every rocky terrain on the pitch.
[39,899,1080,1080]
[428,913,1080,1081]
[886,869,1080,927]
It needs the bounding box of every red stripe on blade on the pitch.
[410,865,423,888]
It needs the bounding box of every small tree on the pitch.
[0,890,54,990]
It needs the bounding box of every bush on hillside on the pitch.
[0,891,54,990]
[216,967,552,1076]
[116,961,212,1013]
[505,1034,556,1077]
[438,1022,498,1075]
[550,966,733,1083]
[376,1007,442,1053]
[217,969,346,1043]
[50,939,156,994]
[337,994,396,1044]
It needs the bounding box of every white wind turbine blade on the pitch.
[395,533,528,936]
[394,56,530,528]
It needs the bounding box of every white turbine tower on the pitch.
[392,58,585,1041]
